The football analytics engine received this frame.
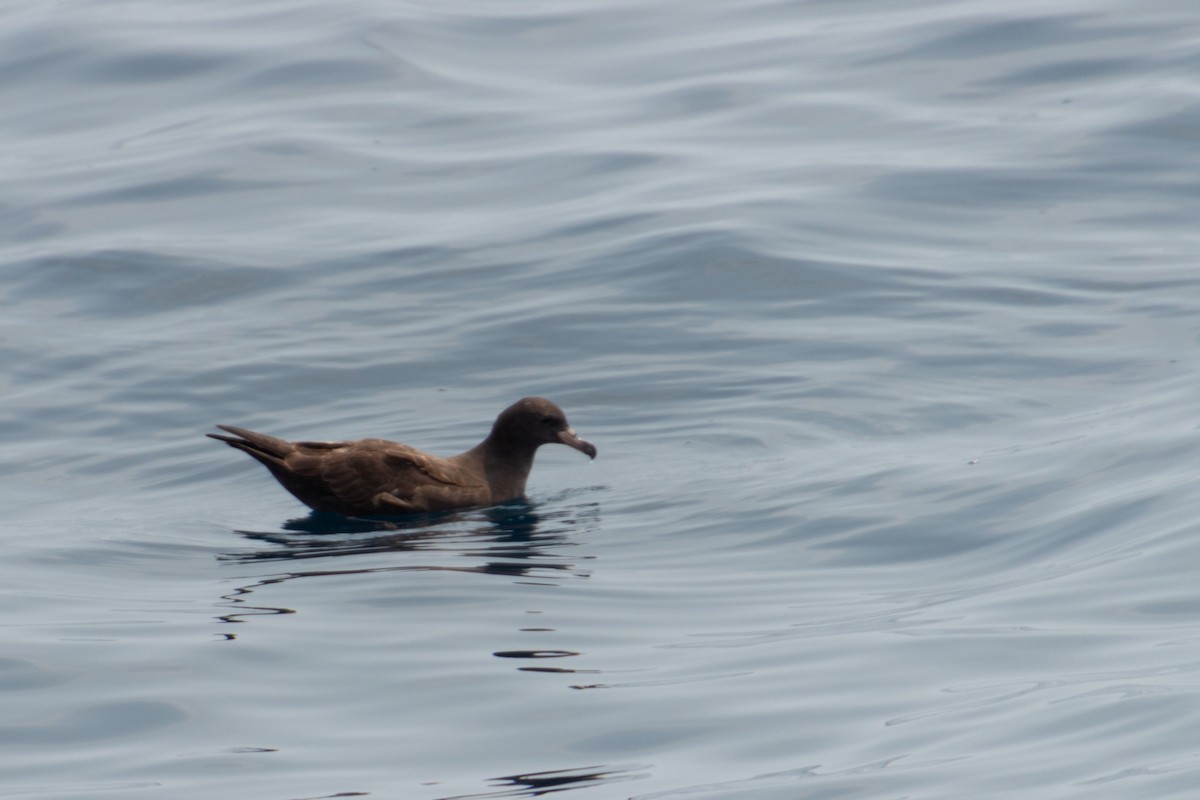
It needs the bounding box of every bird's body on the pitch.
[208,397,596,515]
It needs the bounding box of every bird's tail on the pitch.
[207,425,294,467]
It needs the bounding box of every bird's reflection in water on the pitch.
[431,763,648,799]
[215,496,600,629]
[222,500,583,563]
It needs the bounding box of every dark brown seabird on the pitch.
[207,397,596,515]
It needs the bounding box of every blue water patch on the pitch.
[3,0,1200,798]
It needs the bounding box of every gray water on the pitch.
[4,0,1200,797]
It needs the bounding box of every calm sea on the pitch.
[3,0,1200,797]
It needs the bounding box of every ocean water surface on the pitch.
[3,0,1200,797]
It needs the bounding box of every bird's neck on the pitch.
[467,435,538,501]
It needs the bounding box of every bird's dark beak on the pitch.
[558,427,597,459]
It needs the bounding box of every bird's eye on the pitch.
[541,415,558,426]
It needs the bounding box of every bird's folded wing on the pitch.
[381,445,475,488]
[293,439,352,450]
[281,440,475,512]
